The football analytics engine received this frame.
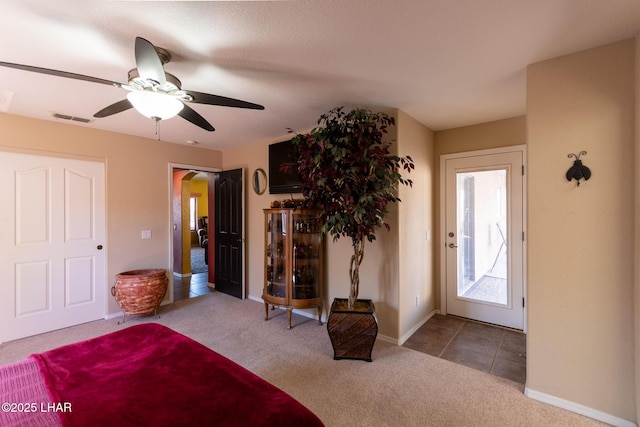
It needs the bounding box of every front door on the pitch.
[442,147,524,329]
[214,168,244,298]
[0,152,106,342]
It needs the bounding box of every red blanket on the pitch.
[31,323,323,427]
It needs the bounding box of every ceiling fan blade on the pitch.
[135,37,166,86]
[185,90,264,110]
[93,99,133,118]
[0,61,123,87]
[178,103,215,132]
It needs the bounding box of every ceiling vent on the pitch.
[51,112,93,124]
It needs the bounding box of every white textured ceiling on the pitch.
[1,0,639,150]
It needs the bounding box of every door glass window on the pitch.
[456,169,507,305]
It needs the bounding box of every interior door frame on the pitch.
[168,163,222,303]
[439,145,527,332]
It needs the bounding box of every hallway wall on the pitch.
[526,38,636,423]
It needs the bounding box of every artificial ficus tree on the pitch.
[283,107,414,309]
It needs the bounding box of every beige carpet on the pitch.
[0,292,605,427]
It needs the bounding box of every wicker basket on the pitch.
[111,269,168,316]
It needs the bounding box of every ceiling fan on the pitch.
[0,37,264,132]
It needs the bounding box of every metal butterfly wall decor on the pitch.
[566,151,591,186]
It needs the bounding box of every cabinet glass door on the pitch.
[266,212,287,299]
[292,212,321,301]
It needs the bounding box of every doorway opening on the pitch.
[169,165,245,302]
[171,167,215,302]
[189,177,209,276]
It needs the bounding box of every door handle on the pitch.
[448,243,458,248]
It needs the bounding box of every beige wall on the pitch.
[527,39,636,422]
[223,128,403,338]
[0,113,223,315]
[396,110,435,341]
[635,32,640,425]
[221,136,286,313]
[223,110,434,341]
[435,116,526,154]
[433,116,526,309]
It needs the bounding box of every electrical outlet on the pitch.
[141,230,152,239]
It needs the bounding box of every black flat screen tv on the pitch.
[268,140,302,194]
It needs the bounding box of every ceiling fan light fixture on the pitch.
[126,90,183,120]
[0,37,260,132]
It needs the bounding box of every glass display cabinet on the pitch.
[263,208,323,329]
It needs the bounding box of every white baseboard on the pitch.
[376,334,397,345]
[398,309,437,345]
[524,387,637,427]
[248,295,328,323]
[104,311,123,320]
[249,296,437,347]
[247,295,263,304]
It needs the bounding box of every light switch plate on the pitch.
[141,230,152,239]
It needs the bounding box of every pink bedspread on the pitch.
[0,358,60,426]
[4,323,323,427]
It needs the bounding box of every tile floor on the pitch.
[173,271,527,385]
[173,272,213,301]
[403,314,526,384]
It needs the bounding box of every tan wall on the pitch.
[221,137,287,314]
[0,113,223,315]
[635,32,640,425]
[223,131,402,339]
[433,116,526,309]
[435,117,526,154]
[396,110,435,341]
[223,110,433,341]
[527,39,636,421]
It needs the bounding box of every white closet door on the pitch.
[0,152,106,342]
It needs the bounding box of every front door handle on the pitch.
[448,243,458,248]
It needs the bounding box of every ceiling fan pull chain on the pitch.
[154,117,160,140]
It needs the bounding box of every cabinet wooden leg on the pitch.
[264,302,269,321]
[287,308,292,329]
[317,305,322,325]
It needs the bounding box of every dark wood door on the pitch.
[214,169,244,298]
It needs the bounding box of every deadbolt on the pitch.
[97,245,103,250]
[448,232,455,238]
